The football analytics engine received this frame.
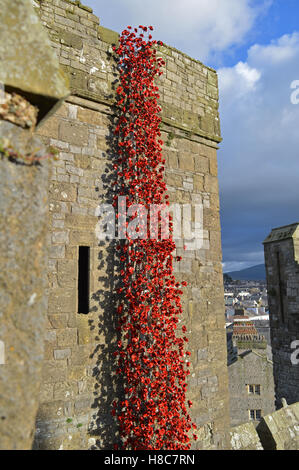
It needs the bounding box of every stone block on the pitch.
[166,173,183,187]
[77,107,103,126]
[42,360,68,384]
[68,366,86,381]
[230,422,263,450]
[57,260,77,288]
[39,383,54,403]
[65,214,97,229]
[69,345,92,366]
[74,154,91,169]
[204,174,219,194]
[36,400,65,420]
[38,115,60,138]
[59,121,89,146]
[49,289,77,313]
[77,315,93,344]
[49,182,77,202]
[198,348,208,361]
[179,153,194,172]
[98,25,119,45]
[48,314,69,329]
[193,174,204,192]
[56,328,78,348]
[54,348,71,360]
[69,231,96,245]
[53,381,77,401]
[59,30,83,49]
[74,396,92,414]
[166,150,179,169]
[195,155,209,174]
[52,231,69,244]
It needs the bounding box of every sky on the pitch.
[87,0,299,272]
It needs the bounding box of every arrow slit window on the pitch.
[78,246,90,314]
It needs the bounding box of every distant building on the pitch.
[224,292,234,298]
[237,291,250,300]
[225,297,235,307]
[264,223,299,408]
[227,315,275,427]
[234,307,246,316]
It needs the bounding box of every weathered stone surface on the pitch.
[0,123,49,450]
[256,402,299,450]
[98,26,119,45]
[228,349,275,428]
[0,0,230,451]
[264,223,299,407]
[59,122,89,146]
[0,0,69,122]
[230,422,263,450]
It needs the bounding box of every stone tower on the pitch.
[264,223,299,408]
[0,0,231,450]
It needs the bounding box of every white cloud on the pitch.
[235,62,261,88]
[88,0,270,61]
[248,32,299,65]
[219,61,261,99]
[218,31,299,266]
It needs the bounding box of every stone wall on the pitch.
[230,422,263,450]
[228,349,275,428]
[0,0,69,450]
[264,223,299,408]
[230,401,299,450]
[0,120,50,450]
[257,401,299,450]
[31,0,230,450]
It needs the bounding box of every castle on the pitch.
[0,0,230,450]
[0,0,298,451]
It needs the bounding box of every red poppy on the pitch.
[111,25,196,450]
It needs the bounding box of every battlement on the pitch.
[231,401,299,450]
[34,0,94,13]
[37,0,221,143]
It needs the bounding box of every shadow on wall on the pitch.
[88,61,126,449]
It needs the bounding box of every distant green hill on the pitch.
[225,264,266,281]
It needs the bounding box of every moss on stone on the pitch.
[98,26,119,45]
[0,0,69,122]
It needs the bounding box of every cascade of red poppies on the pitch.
[112,26,197,450]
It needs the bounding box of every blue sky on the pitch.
[87,0,299,272]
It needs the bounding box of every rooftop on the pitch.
[263,222,299,244]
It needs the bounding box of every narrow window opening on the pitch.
[249,409,262,421]
[78,246,90,314]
